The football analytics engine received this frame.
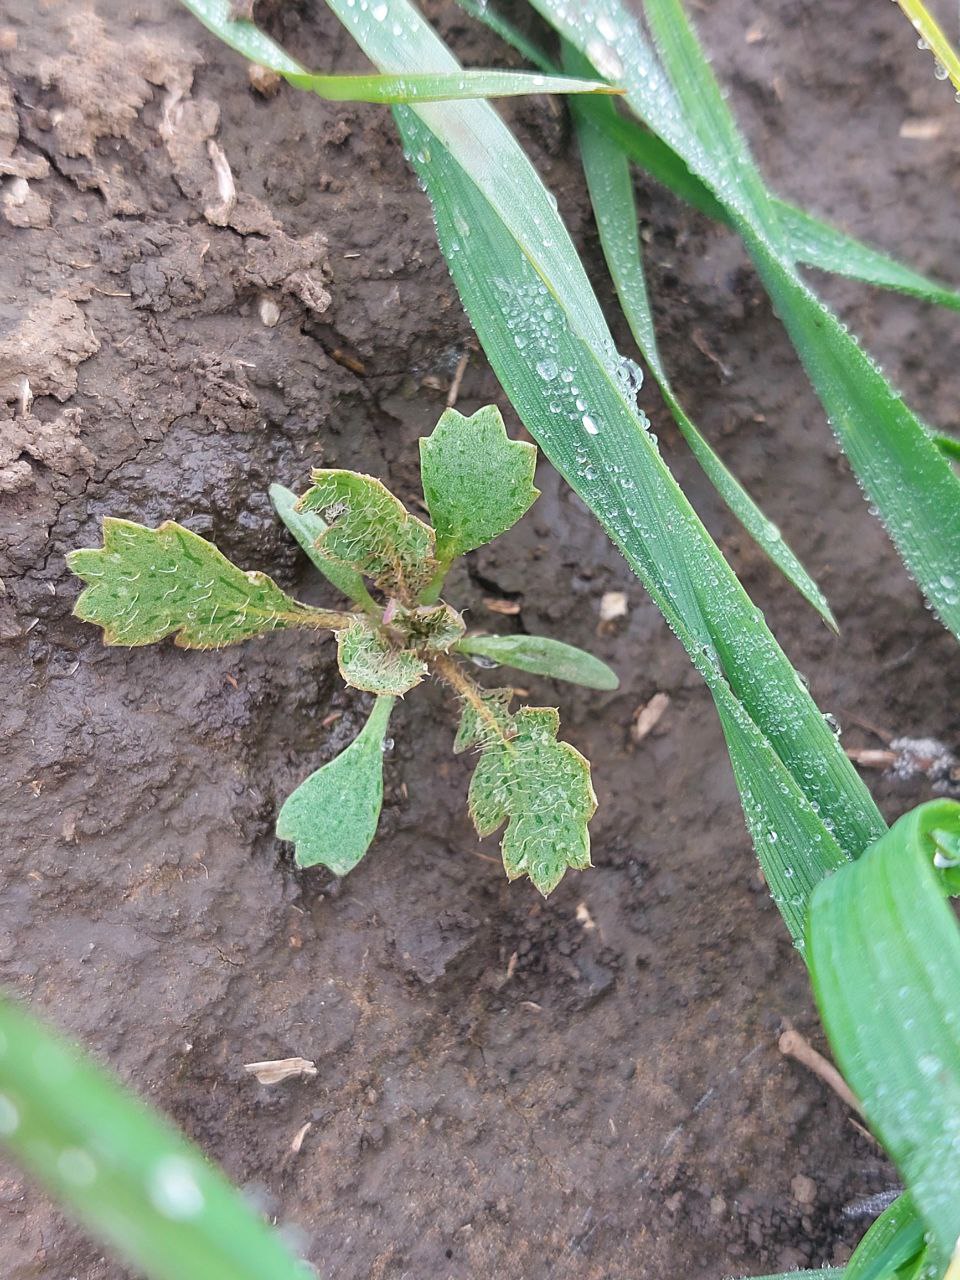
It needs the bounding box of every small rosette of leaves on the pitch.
[460,700,596,895]
[67,518,344,649]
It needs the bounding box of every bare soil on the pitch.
[2,1,958,1277]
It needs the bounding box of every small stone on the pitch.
[258,296,281,327]
[248,63,282,96]
[791,1173,817,1206]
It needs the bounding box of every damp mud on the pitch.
[1,2,958,1276]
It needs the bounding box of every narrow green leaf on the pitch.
[179,0,886,941]
[298,471,438,601]
[531,0,960,640]
[567,74,837,629]
[455,0,960,313]
[336,616,426,695]
[808,800,960,1268]
[0,997,312,1280]
[315,0,885,934]
[182,0,616,100]
[419,404,539,559]
[934,432,960,463]
[740,1272,841,1280]
[844,1193,926,1280]
[276,695,393,873]
[458,632,619,690]
[282,68,620,102]
[269,482,373,606]
[468,705,596,895]
[68,518,345,649]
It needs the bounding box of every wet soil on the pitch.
[1,1,959,1277]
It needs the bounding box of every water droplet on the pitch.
[586,37,624,81]
[581,414,599,435]
[0,1094,19,1135]
[536,359,558,382]
[372,2,388,19]
[58,1148,97,1187]
[148,1156,205,1220]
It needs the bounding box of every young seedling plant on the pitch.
[68,405,617,896]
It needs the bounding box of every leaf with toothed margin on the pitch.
[276,696,394,873]
[298,471,438,600]
[419,404,540,559]
[392,601,465,652]
[467,705,596,895]
[336,616,426,695]
[67,518,343,649]
[453,687,515,754]
[269,483,371,604]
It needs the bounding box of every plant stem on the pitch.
[418,552,455,605]
[894,0,960,96]
[430,652,515,748]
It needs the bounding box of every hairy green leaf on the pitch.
[452,686,515,753]
[269,482,373,606]
[0,997,312,1280]
[419,404,540,559]
[67,518,344,649]
[299,470,438,600]
[468,706,595,895]
[808,800,960,1268]
[392,601,465,651]
[336,616,426,695]
[566,73,836,628]
[276,695,393,873]
[458,632,618,690]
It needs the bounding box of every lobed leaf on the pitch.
[391,601,465,651]
[276,695,393,873]
[457,632,619,690]
[67,518,344,649]
[419,404,540,559]
[808,800,960,1269]
[298,470,438,601]
[336,616,426,695]
[269,482,373,605]
[0,997,313,1280]
[468,705,596,895]
[452,685,515,753]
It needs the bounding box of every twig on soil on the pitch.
[205,139,237,226]
[778,1022,862,1116]
[446,344,473,407]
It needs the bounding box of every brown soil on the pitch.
[1,2,958,1277]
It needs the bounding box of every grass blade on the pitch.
[843,1193,925,1280]
[808,800,960,1268]
[567,75,836,628]
[179,0,886,944]
[535,0,960,640]
[184,0,615,99]
[0,997,312,1280]
[281,68,620,102]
